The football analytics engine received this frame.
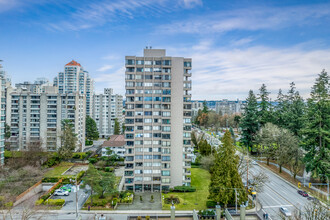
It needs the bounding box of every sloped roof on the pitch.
[65,60,81,66]
[102,135,125,147]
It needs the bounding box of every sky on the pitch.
[0,0,330,100]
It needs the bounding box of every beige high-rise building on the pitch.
[124,48,192,192]
[93,88,123,138]
[8,86,85,151]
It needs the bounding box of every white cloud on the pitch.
[181,0,202,9]
[94,66,125,95]
[97,64,113,72]
[47,0,176,31]
[165,41,330,100]
[159,4,330,35]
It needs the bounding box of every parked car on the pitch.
[307,197,319,203]
[61,186,72,192]
[279,207,292,217]
[251,160,258,165]
[297,190,309,197]
[54,189,69,196]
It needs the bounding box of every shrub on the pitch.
[146,216,150,220]
[35,199,44,206]
[206,201,217,208]
[76,171,85,182]
[104,167,114,172]
[137,217,142,220]
[4,202,13,208]
[44,199,65,206]
[88,158,98,164]
[93,199,107,207]
[172,186,196,192]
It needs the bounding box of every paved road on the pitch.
[250,163,309,219]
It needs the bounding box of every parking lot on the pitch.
[51,185,90,210]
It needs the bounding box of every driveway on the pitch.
[51,185,90,210]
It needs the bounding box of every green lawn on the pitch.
[44,162,74,177]
[162,167,210,210]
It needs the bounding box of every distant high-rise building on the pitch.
[15,79,52,94]
[215,99,244,115]
[92,88,123,138]
[54,60,94,116]
[0,63,8,166]
[8,86,85,151]
[124,48,192,192]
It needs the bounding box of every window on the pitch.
[144,170,152,174]
[184,118,191,123]
[136,60,144,65]
[145,75,153,80]
[153,170,161,174]
[144,126,152,130]
[144,97,152,101]
[162,156,170,161]
[162,82,171,88]
[154,60,162,65]
[144,155,152,159]
[144,118,152,123]
[145,68,152,72]
[183,132,191,138]
[144,111,152,116]
[162,178,170,183]
[136,67,144,72]
[162,60,171,66]
[184,61,192,67]
[162,126,171,132]
[126,59,135,65]
[143,177,151,181]
[134,170,143,174]
[162,171,170,176]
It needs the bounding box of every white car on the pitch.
[279,207,291,217]
[251,160,258,165]
[54,189,69,196]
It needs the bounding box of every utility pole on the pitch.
[235,188,237,214]
[76,174,78,219]
[246,150,249,187]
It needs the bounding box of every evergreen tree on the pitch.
[58,120,77,159]
[229,127,235,143]
[82,164,101,204]
[240,90,259,151]
[209,130,247,206]
[98,171,117,198]
[85,116,99,142]
[202,100,209,113]
[5,123,10,139]
[258,84,273,126]
[274,89,288,126]
[114,118,120,135]
[302,70,330,179]
[285,82,305,136]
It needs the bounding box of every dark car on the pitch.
[298,190,309,197]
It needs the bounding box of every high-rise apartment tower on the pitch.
[124,48,192,192]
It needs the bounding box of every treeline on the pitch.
[240,70,330,180]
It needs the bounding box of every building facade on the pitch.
[0,63,7,166]
[215,99,244,115]
[101,135,125,158]
[8,86,85,151]
[124,48,192,192]
[54,60,94,116]
[93,88,123,138]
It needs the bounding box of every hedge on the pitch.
[72,152,88,160]
[206,201,217,208]
[35,199,44,206]
[44,199,65,206]
[171,186,196,192]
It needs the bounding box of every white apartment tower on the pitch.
[92,88,123,138]
[124,48,192,192]
[8,86,85,151]
[54,60,94,116]
[0,63,7,166]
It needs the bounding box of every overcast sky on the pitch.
[1,0,330,100]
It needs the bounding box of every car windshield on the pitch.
[283,208,288,212]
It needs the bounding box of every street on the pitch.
[250,163,309,219]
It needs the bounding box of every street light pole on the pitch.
[76,175,78,219]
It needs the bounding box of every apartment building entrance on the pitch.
[143,184,152,191]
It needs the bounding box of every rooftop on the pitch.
[102,135,125,147]
[65,60,81,67]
